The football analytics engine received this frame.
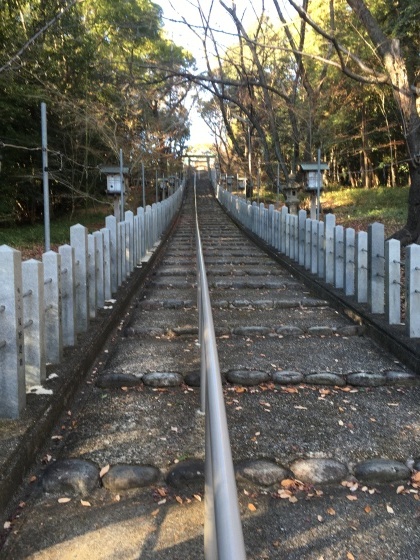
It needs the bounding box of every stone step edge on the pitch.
[137,298,329,309]
[94,369,420,390]
[39,456,420,498]
[123,324,365,338]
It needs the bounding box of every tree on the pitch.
[286,0,420,242]
[0,0,195,223]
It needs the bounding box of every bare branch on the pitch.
[0,0,84,74]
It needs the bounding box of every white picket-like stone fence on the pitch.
[216,184,420,339]
[0,184,185,419]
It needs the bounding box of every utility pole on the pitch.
[41,102,50,252]
[119,149,124,221]
[142,162,146,207]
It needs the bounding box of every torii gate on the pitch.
[183,153,217,176]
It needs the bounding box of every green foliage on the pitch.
[0,0,194,225]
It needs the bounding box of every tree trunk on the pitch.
[346,0,420,243]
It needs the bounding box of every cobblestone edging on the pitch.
[36,369,414,500]
[95,368,420,390]
[40,454,420,499]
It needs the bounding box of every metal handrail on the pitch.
[193,174,247,560]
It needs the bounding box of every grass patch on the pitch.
[0,207,111,260]
[252,183,408,238]
[319,185,408,237]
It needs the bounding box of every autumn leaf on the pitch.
[283,387,298,394]
[411,472,420,483]
[81,500,91,507]
[346,495,358,501]
[289,496,298,503]
[100,464,110,478]
[151,509,159,517]
[3,521,11,530]
[327,507,336,515]
[194,494,202,502]
[317,515,323,522]
[248,503,257,512]
[347,553,355,560]
[386,504,394,514]
[58,497,71,503]
[396,485,405,494]
[281,479,296,489]
[175,496,183,504]
[364,505,372,513]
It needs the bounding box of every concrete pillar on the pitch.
[87,235,97,319]
[304,218,311,271]
[334,225,344,289]
[105,215,118,295]
[58,244,76,347]
[124,210,135,273]
[22,259,45,387]
[70,224,89,333]
[317,221,325,279]
[100,228,112,301]
[0,245,25,418]
[344,228,355,296]
[298,210,306,266]
[93,231,105,309]
[406,243,420,337]
[324,214,336,285]
[368,222,385,314]
[42,250,63,364]
[310,220,318,275]
[385,238,401,325]
[118,222,126,283]
[355,231,368,303]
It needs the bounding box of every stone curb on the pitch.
[95,368,420,389]
[40,456,420,498]
[123,322,365,339]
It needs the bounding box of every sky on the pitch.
[156,0,283,149]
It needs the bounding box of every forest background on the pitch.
[0,0,419,243]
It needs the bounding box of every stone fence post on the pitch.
[406,243,420,337]
[344,228,355,296]
[324,214,336,285]
[42,250,63,365]
[70,224,89,333]
[88,235,97,319]
[59,244,76,347]
[0,245,26,419]
[355,231,368,303]
[22,259,45,386]
[368,222,385,314]
[93,231,105,309]
[385,239,401,325]
[105,215,118,294]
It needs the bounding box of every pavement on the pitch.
[1,179,420,559]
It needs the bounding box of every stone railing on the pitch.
[216,184,420,340]
[0,183,184,419]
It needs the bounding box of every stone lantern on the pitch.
[282,174,300,215]
[299,161,329,219]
